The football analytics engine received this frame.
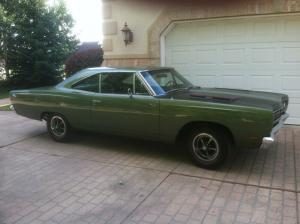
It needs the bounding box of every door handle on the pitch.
[92,100,102,105]
[148,103,156,107]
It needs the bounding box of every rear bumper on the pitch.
[261,113,289,148]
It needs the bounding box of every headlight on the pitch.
[282,97,289,113]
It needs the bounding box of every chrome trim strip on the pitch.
[270,113,289,139]
[133,72,136,94]
[68,70,156,97]
[261,113,289,148]
[99,73,101,93]
[134,73,153,96]
[137,72,156,96]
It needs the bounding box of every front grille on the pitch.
[272,96,289,126]
[273,108,284,127]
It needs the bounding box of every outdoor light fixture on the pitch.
[121,22,133,46]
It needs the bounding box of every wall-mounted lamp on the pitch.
[121,22,133,46]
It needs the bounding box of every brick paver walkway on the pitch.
[1,111,300,224]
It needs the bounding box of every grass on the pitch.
[0,104,11,111]
[0,88,9,100]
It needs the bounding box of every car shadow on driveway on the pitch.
[51,130,256,180]
[10,126,299,192]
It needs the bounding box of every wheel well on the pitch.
[41,112,55,121]
[41,112,71,126]
[176,121,235,146]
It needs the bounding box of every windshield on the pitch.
[141,69,193,95]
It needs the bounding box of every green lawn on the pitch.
[0,88,9,100]
[0,104,11,111]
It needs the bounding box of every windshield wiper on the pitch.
[165,88,187,95]
[165,85,200,95]
[187,85,201,90]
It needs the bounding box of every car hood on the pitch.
[170,87,289,112]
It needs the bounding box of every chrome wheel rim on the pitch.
[192,133,219,161]
[50,116,66,137]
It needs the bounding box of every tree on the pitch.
[65,44,103,77]
[0,0,78,88]
[0,4,12,80]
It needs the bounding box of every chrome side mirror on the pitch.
[128,88,133,98]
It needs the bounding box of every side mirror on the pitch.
[128,88,133,98]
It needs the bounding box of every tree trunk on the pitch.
[3,33,9,80]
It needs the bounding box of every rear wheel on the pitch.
[187,127,229,169]
[47,114,70,142]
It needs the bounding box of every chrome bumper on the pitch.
[261,113,289,148]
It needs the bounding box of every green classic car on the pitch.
[10,67,289,168]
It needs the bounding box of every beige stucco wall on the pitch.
[102,0,164,65]
[102,0,300,67]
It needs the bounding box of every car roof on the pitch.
[84,66,174,73]
[57,66,174,88]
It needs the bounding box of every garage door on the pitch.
[165,15,300,124]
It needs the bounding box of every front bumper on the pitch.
[261,113,289,148]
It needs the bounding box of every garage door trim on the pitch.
[160,12,300,66]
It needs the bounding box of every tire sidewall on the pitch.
[187,127,228,169]
[47,114,69,142]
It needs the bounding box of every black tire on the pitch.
[47,114,70,142]
[187,127,229,169]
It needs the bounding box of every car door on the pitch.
[61,73,100,130]
[91,72,159,139]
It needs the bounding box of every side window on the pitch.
[101,72,134,94]
[135,75,149,95]
[174,75,185,86]
[152,72,176,92]
[72,75,99,93]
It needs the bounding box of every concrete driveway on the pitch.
[1,111,300,224]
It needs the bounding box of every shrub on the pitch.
[65,47,103,77]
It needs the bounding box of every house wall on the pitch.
[102,0,164,66]
[102,0,300,67]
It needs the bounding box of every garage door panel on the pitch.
[221,75,244,89]
[249,75,274,91]
[251,48,275,64]
[287,103,300,121]
[194,75,217,87]
[165,15,300,124]
[286,96,300,104]
[284,19,300,40]
[166,26,193,46]
[282,47,300,63]
[288,117,300,125]
[170,50,190,65]
[223,48,245,64]
[195,24,218,42]
[195,49,217,64]
[281,76,300,91]
[223,22,247,42]
[252,20,277,39]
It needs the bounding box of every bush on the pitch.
[65,47,103,77]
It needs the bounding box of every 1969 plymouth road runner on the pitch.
[10,67,289,168]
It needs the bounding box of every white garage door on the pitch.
[165,15,300,124]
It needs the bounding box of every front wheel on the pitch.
[187,127,229,169]
[47,114,70,142]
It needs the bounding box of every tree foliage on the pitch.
[65,47,103,77]
[0,0,78,88]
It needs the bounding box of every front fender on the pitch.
[159,99,273,148]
